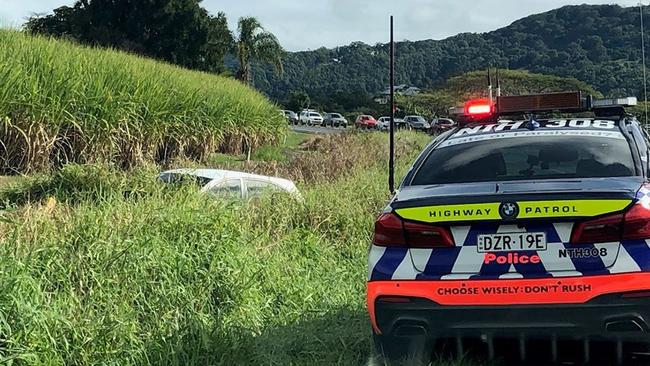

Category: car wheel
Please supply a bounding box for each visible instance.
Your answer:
[373,332,431,366]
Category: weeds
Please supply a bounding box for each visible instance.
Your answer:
[0,132,439,365]
[0,30,286,173]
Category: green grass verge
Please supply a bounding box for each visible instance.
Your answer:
[0,29,286,173]
[0,132,473,365]
[0,176,20,189]
[205,131,312,166]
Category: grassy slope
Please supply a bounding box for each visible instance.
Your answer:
[0,132,435,366]
[0,30,286,173]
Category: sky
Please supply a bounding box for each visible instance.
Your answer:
[0,0,645,51]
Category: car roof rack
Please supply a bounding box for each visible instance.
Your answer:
[450,91,637,126]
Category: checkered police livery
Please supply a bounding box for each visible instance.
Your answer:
[368,93,650,364]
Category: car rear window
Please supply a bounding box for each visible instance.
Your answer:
[160,173,213,187]
[411,134,636,185]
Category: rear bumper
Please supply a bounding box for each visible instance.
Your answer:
[367,273,650,337]
[374,296,650,341]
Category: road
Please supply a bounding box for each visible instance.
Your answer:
[290,125,347,134]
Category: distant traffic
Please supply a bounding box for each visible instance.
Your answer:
[281,109,457,135]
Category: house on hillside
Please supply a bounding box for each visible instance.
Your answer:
[374,85,421,104]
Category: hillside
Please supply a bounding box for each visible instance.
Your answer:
[254,4,647,101]
[0,30,285,173]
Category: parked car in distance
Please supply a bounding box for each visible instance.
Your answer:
[299,110,324,126]
[159,169,301,200]
[404,115,431,131]
[282,110,299,125]
[377,116,408,131]
[323,113,348,128]
[355,115,377,129]
[430,118,456,134]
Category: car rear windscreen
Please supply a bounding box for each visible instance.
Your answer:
[411,133,636,185]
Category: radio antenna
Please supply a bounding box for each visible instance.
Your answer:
[389,16,396,194]
[487,68,493,102]
[641,2,649,129]
[496,68,502,97]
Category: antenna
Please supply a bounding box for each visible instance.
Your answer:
[389,16,396,194]
[487,68,493,102]
[641,2,649,130]
[496,68,502,97]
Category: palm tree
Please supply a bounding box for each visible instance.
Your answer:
[235,17,284,85]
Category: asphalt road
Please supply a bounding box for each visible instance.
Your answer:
[290,124,348,134]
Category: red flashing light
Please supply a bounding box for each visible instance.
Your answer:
[464,99,494,117]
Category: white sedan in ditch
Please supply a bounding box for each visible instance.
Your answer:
[159,169,301,200]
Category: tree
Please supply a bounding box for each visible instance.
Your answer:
[251,4,650,101]
[286,91,311,111]
[235,17,283,85]
[202,12,234,74]
[25,0,232,73]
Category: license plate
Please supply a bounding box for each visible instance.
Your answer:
[477,232,547,253]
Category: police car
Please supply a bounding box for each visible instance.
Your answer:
[368,92,650,364]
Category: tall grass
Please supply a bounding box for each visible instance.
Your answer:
[0,29,286,173]
[0,132,434,365]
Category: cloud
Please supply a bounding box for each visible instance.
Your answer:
[0,0,644,50]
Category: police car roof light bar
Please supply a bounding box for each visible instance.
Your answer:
[455,92,638,126]
[464,99,494,116]
[497,91,583,114]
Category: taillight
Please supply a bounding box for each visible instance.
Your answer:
[571,203,650,244]
[570,213,623,244]
[622,204,650,240]
[373,213,405,246]
[373,213,454,248]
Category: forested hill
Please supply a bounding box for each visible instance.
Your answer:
[254,4,647,101]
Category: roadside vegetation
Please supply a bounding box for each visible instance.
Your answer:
[0,29,285,174]
[0,131,434,366]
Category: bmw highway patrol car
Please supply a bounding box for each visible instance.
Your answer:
[368,92,650,364]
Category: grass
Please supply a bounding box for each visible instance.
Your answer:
[0,176,19,189]
[203,131,311,165]
[284,131,312,149]
[0,131,442,366]
[0,29,286,173]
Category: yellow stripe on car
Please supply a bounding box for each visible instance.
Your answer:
[395,199,632,223]
[396,202,501,223]
[517,199,631,219]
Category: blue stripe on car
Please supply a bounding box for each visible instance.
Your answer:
[416,247,463,280]
[561,243,610,275]
[371,247,408,280]
[622,240,650,271]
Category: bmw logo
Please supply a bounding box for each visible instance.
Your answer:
[499,202,519,220]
